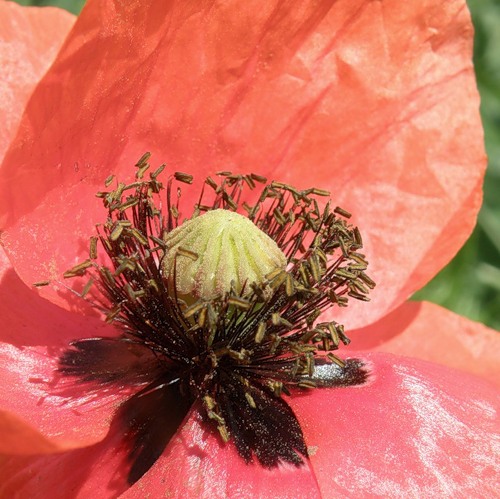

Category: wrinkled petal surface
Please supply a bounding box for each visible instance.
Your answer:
[121,408,322,499]
[0,2,493,496]
[348,301,500,387]
[0,0,485,328]
[0,247,122,453]
[1,353,497,498]
[0,412,59,455]
[0,405,322,499]
[0,1,74,161]
[292,352,500,498]
[0,426,130,498]
[0,343,123,454]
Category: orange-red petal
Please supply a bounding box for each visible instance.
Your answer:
[0,427,130,497]
[0,2,74,161]
[0,405,322,498]
[292,352,500,497]
[0,0,485,327]
[0,341,124,453]
[1,353,498,497]
[0,248,122,452]
[121,409,322,499]
[0,411,59,455]
[348,301,500,387]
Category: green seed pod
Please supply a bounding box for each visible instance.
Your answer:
[163,209,287,300]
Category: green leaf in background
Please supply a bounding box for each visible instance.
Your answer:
[12,0,85,15]
[9,0,500,330]
[414,0,500,331]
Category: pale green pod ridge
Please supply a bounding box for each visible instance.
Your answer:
[163,209,287,300]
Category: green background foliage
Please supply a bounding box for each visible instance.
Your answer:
[11,0,500,329]
[13,0,85,13]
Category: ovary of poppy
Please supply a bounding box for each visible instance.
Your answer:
[0,0,498,498]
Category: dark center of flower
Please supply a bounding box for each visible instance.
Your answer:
[57,153,375,485]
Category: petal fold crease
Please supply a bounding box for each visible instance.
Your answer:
[0,0,485,327]
[348,301,500,387]
[0,1,74,161]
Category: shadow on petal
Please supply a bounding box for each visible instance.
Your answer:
[348,301,500,386]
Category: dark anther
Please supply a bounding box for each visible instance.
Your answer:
[57,155,374,483]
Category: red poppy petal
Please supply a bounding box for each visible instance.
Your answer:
[0,247,109,347]
[347,301,500,387]
[0,248,123,452]
[291,352,500,497]
[0,343,124,453]
[2,354,497,497]
[0,427,130,498]
[0,411,59,455]
[0,407,322,499]
[121,410,322,499]
[0,2,74,161]
[0,0,484,328]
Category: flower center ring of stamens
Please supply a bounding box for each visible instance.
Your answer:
[57,153,375,484]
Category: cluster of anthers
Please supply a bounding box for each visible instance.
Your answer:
[55,153,375,484]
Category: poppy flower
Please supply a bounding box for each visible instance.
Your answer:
[0,0,499,498]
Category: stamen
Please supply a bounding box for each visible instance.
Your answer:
[33,280,50,287]
[57,154,374,483]
[63,259,93,278]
